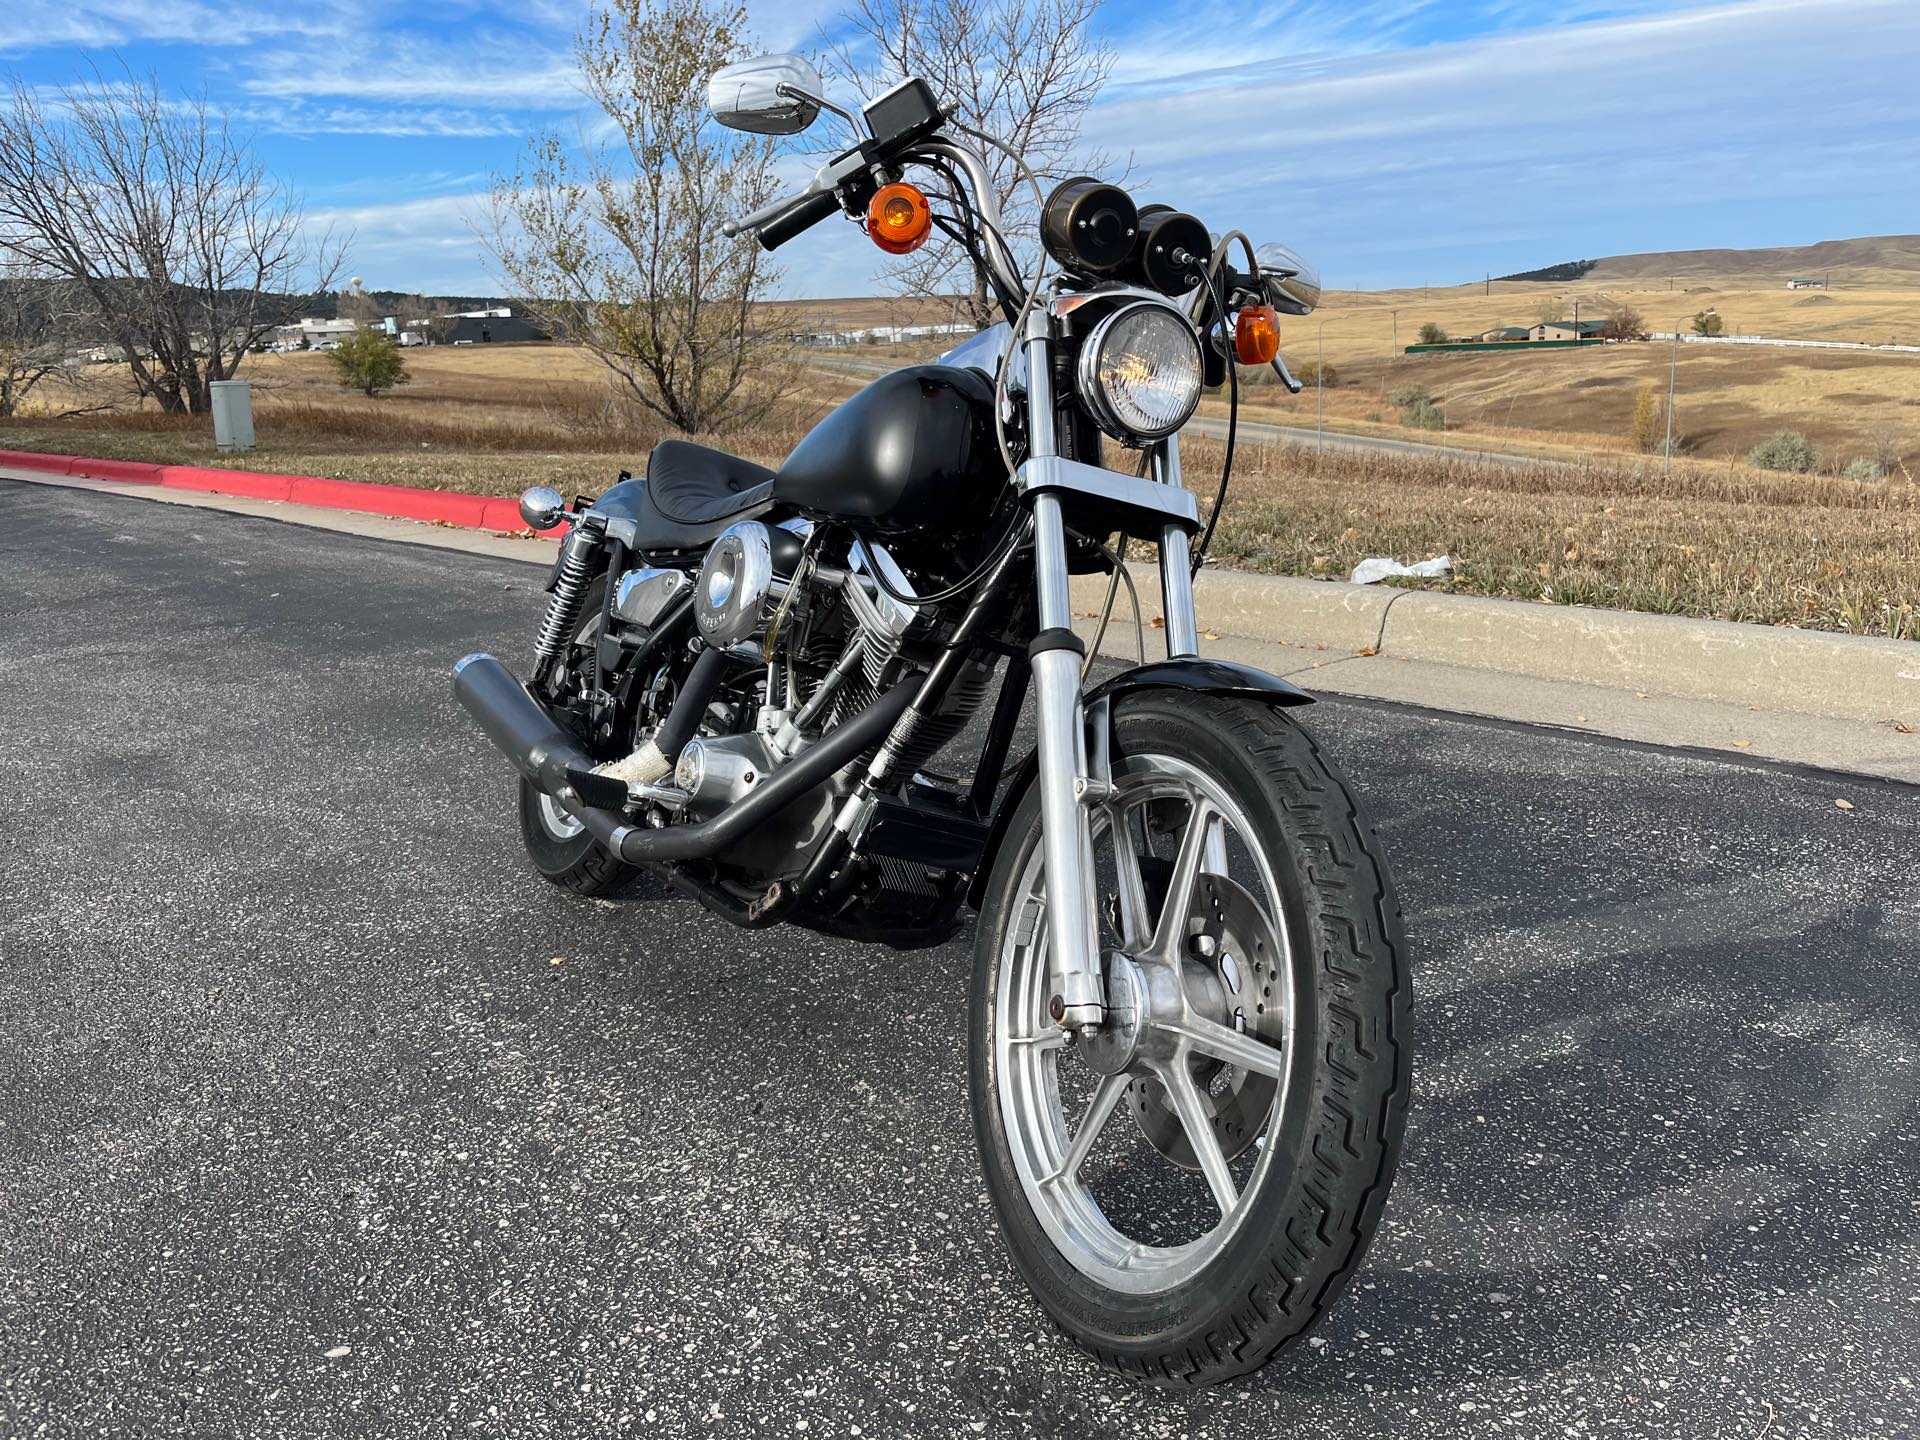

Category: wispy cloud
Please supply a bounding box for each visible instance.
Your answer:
[0,0,361,55]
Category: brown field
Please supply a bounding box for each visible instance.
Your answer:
[3,320,1916,638]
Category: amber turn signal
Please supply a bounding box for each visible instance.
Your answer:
[867,182,932,255]
[1234,304,1281,366]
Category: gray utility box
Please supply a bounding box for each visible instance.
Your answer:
[210,380,255,453]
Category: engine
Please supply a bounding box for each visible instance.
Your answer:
[655,521,995,821]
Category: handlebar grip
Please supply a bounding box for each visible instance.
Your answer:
[756,189,841,251]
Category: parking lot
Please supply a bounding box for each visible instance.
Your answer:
[2,480,1916,1438]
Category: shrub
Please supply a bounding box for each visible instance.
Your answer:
[1867,420,1906,473]
[1601,306,1647,341]
[1416,322,1447,345]
[1388,383,1431,409]
[1534,297,1567,324]
[1843,457,1882,482]
[1691,310,1724,336]
[1401,398,1445,430]
[1748,430,1818,473]
[1629,381,1664,453]
[327,328,410,397]
[1365,411,1382,423]
[1296,359,1339,388]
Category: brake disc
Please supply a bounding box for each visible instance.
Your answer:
[1126,872,1287,1169]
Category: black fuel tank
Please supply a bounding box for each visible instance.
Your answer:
[773,364,1003,534]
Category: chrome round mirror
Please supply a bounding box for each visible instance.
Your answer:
[517,485,567,531]
[1256,243,1321,316]
[707,54,823,135]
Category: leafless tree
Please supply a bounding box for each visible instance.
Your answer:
[1601,306,1647,341]
[0,68,344,414]
[0,267,71,417]
[827,0,1116,326]
[484,0,792,434]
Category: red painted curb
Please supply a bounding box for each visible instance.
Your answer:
[0,447,563,538]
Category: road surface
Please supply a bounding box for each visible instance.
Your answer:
[2,482,1915,1438]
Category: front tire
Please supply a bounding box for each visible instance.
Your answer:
[968,691,1411,1386]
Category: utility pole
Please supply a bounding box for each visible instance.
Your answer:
[1664,315,1683,479]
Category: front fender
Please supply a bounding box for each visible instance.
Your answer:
[965,658,1314,909]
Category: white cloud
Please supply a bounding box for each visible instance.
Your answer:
[0,0,360,54]
[1068,0,1920,289]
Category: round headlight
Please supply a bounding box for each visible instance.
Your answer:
[1077,301,1204,442]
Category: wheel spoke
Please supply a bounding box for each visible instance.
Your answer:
[1107,806,1154,950]
[1163,1012,1287,1079]
[1202,812,1229,876]
[1149,795,1216,956]
[1158,1061,1239,1217]
[1044,1071,1131,1187]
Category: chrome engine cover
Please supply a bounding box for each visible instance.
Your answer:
[693,521,774,648]
[612,566,692,629]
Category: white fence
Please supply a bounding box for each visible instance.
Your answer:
[1649,332,1920,355]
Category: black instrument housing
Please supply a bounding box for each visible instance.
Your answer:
[773,364,1003,535]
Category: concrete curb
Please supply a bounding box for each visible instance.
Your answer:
[0,448,561,538]
[1072,565,1920,726]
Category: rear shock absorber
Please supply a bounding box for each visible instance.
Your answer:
[533,521,603,679]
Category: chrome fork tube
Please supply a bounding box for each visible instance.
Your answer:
[1153,437,1201,659]
[1024,314,1105,1030]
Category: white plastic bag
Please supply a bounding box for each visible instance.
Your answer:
[1350,555,1452,586]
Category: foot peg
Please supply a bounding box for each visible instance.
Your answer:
[561,766,630,812]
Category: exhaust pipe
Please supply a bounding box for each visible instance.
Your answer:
[452,651,916,867]
[452,653,627,811]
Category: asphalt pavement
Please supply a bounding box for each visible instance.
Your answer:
[3,480,1917,1439]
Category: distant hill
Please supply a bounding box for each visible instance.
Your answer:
[1500,235,1920,286]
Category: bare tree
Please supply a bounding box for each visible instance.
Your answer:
[484,0,791,434]
[828,0,1116,326]
[0,266,72,417]
[1601,306,1647,341]
[0,68,344,414]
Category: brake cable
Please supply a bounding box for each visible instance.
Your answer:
[1190,259,1239,578]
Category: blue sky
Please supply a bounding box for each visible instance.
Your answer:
[1,0,1913,298]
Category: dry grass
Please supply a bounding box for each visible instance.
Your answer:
[1186,433,1920,639]
[4,340,1916,637]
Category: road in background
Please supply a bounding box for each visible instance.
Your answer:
[3,483,1915,1438]
[805,352,1550,468]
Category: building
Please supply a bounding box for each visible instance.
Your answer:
[1476,326,1532,343]
[1528,319,1610,342]
[267,317,359,350]
[439,313,547,344]
[1786,277,1826,290]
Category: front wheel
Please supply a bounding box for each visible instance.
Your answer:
[969,691,1411,1386]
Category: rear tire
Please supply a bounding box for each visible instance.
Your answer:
[517,777,640,895]
[968,691,1411,1386]
[515,572,642,897]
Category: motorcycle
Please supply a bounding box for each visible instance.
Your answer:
[453,54,1410,1387]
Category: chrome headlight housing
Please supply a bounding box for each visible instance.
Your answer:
[1076,300,1204,443]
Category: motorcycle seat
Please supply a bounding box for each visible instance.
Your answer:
[622,439,777,554]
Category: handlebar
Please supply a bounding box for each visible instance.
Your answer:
[721,182,835,244]
[756,189,840,250]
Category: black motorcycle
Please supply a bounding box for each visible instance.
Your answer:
[454,54,1409,1386]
